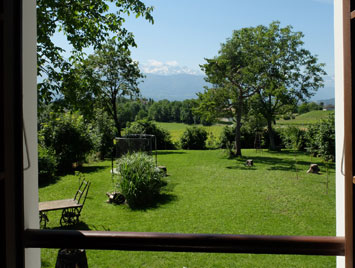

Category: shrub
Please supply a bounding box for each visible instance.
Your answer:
[117,152,166,208]
[180,126,207,150]
[38,144,57,184]
[126,119,175,149]
[219,125,260,150]
[39,111,94,172]
[92,109,116,159]
[306,114,335,161]
[280,126,306,151]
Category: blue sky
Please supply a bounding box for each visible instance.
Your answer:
[121,0,334,78]
[51,0,334,99]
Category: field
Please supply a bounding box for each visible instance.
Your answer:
[276,110,334,128]
[155,122,225,143]
[154,110,334,145]
[40,149,335,267]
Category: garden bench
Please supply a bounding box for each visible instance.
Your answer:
[39,179,91,228]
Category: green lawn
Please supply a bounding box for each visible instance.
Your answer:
[40,149,335,267]
[276,110,334,128]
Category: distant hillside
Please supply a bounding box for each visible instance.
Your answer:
[139,73,335,103]
[315,98,335,106]
[139,74,209,100]
[277,110,334,127]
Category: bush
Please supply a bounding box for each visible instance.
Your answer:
[117,152,166,208]
[92,109,116,159]
[306,114,335,160]
[180,126,207,150]
[39,111,94,172]
[280,126,307,151]
[126,119,175,149]
[38,144,57,184]
[219,125,261,150]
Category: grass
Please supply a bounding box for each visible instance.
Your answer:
[276,110,334,128]
[155,122,224,143]
[40,149,335,267]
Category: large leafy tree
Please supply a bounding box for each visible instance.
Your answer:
[62,39,144,136]
[199,27,261,156]
[249,22,326,150]
[198,21,326,155]
[37,0,153,103]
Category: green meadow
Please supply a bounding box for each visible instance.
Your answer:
[40,149,335,267]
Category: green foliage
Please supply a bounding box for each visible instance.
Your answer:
[92,108,116,159]
[38,145,57,184]
[39,111,94,172]
[61,39,144,136]
[117,152,165,208]
[37,0,154,103]
[280,126,307,151]
[298,102,323,114]
[180,126,208,150]
[306,114,335,161]
[126,119,175,149]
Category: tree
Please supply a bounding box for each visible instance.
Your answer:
[37,0,153,103]
[248,22,326,150]
[198,21,326,154]
[199,27,262,156]
[62,39,144,136]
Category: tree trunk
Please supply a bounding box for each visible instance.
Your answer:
[267,119,276,151]
[112,98,121,137]
[235,112,242,156]
[234,93,243,157]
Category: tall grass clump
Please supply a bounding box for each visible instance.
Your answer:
[117,152,166,208]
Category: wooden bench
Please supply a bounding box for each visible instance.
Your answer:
[39,179,91,228]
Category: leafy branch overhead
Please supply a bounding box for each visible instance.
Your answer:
[37,0,154,102]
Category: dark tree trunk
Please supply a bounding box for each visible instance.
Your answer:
[234,93,243,157]
[112,98,121,137]
[267,119,276,151]
[235,112,242,156]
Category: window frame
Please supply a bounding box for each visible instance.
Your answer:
[2,0,354,267]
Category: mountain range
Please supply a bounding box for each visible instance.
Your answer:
[139,73,335,104]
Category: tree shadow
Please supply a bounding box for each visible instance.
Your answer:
[226,153,333,172]
[226,166,257,170]
[75,165,106,174]
[129,193,178,211]
[157,151,186,155]
[39,176,60,188]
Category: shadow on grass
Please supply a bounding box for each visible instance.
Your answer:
[226,153,335,172]
[75,165,106,174]
[157,151,186,155]
[50,221,91,231]
[129,193,178,211]
[39,176,60,188]
[226,166,257,170]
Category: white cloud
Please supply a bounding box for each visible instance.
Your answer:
[140,60,203,75]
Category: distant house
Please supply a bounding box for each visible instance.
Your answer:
[323,104,335,111]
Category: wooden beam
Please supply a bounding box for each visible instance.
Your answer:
[343,0,353,267]
[24,229,345,256]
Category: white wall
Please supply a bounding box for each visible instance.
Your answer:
[334,0,345,267]
[23,0,40,266]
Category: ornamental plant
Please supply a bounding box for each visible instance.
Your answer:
[117,152,166,208]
